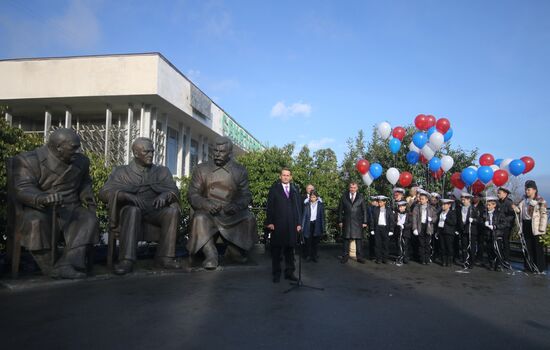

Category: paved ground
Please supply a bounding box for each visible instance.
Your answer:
[1,245,549,350]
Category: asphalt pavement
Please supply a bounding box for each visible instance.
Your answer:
[1,245,549,350]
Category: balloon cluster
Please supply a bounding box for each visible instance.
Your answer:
[356,158,413,188]
[376,121,405,155]
[452,154,535,195]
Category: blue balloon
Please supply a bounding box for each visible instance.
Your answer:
[494,158,503,167]
[477,166,494,184]
[461,168,478,186]
[406,151,420,165]
[388,137,401,154]
[412,132,428,149]
[429,157,441,172]
[369,163,383,179]
[444,128,453,142]
[427,126,436,138]
[509,159,526,176]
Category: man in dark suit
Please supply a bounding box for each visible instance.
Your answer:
[12,128,99,279]
[266,168,302,283]
[337,182,368,264]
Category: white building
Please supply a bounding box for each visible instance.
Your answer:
[0,53,264,177]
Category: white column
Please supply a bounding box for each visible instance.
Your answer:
[126,105,134,163]
[151,107,158,162]
[65,108,72,128]
[177,122,184,177]
[44,110,52,142]
[140,104,151,138]
[139,105,145,137]
[161,113,168,166]
[184,126,192,177]
[105,106,112,165]
[197,135,204,164]
[4,111,12,125]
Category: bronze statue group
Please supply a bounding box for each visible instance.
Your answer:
[8,128,548,282]
[9,129,257,279]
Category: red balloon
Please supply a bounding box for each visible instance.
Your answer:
[479,153,494,166]
[399,171,413,187]
[431,168,444,179]
[451,172,465,189]
[472,180,485,195]
[436,118,451,134]
[420,154,429,164]
[426,115,436,129]
[392,126,406,141]
[520,156,535,174]
[415,114,429,131]
[492,169,509,187]
[356,159,370,175]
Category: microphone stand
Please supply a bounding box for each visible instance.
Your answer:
[284,230,324,294]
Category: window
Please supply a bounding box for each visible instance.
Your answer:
[166,127,178,175]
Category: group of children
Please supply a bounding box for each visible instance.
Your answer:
[366,184,532,271]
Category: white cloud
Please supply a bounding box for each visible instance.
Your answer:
[270,101,312,120]
[307,137,335,150]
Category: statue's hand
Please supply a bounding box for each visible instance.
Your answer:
[223,204,238,216]
[153,193,171,209]
[37,193,63,207]
[204,200,222,215]
[124,193,146,210]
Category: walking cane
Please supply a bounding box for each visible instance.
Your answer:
[51,203,57,266]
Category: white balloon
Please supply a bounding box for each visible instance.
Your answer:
[429,132,445,150]
[500,158,513,171]
[421,145,435,160]
[409,142,420,153]
[377,122,392,140]
[386,167,400,186]
[441,155,454,172]
[362,172,374,186]
[490,165,499,172]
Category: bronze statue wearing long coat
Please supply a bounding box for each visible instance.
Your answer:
[12,145,99,271]
[187,158,258,254]
[99,161,180,263]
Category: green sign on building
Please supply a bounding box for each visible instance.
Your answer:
[222,113,264,152]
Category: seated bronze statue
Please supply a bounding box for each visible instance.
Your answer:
[11,128,99,279]
[187,136,258,270]
[99,137,182,275]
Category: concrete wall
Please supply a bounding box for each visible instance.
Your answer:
[0,55,158,99]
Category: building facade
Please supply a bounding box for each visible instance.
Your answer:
[0,53,264,177]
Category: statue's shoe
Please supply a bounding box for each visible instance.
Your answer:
[113,260,134,275]
[155,257,182,270]
[203,258,218,270]
[50,265,87,280]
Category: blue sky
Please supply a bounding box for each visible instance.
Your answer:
[1,0,549,196]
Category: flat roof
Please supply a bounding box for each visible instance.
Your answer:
[0,52,263,148]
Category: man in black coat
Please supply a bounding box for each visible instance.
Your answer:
[337,182,368,264]
[370,196,394,264]
[266,168,302,283]
[496,187,515,262]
